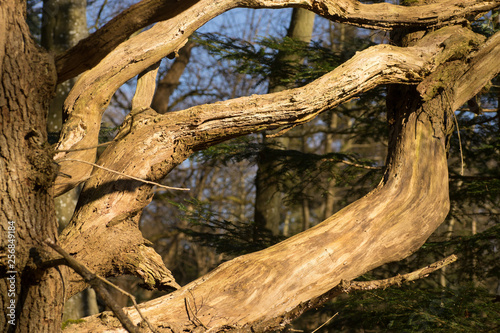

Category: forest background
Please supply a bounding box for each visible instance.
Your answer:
[26,0,500,331]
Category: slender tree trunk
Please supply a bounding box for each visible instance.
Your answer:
[0,1,61,332]
[152,41,195,114]
[254,8,315,236]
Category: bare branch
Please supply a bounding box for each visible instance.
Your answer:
[97,276,159,333]
[60,26,482,333]
[341,254,458,292]
[44,239,140,333]
[56,0,500,82]
[54,25,478,196]
[131,61,161,112]
[451,30,500,110]
[55,0,200,83]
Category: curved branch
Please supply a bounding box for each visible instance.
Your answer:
[451,30,500,109]
[247,0,500,29]
[63,73,452,333]
[52,25,481,197]
[55,0,200,83]
[57,24,483,306]
[55,0,500,83]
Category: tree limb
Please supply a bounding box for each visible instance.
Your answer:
[62,87,453,332]
[56,0,500,82]
[233,254,459,332]
[53,25,480,197]
[59,26,492,333]
[55,0,200,83]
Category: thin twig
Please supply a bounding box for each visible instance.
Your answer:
[341,254,458,293]
[58,158,190,191]
[55,140,114,153]
[338,159,383,170]
[444,90,464,176]
[311,313,339,333]
[184,297,208,329]
[321,158,384,170]
[96,276,158,333]
[44,239,141,333]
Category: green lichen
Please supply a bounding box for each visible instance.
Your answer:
[61,318,85,330]
[400,0,421,5]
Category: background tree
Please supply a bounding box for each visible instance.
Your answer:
[38,0,101,321]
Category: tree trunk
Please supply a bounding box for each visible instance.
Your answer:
[0,1,61,332]
[57,17,491,299]
[254,8,316,236]
[152,41,195,114]
[1,1,499,332]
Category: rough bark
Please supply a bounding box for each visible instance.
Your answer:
[0,1,61,332]
[41,0,100,322]
[63,22,499,330]
[51,20,483,196]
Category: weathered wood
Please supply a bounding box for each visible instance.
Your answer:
[57,26,474,296]
[63,68,450,332]
[51,25,476,196]
[1,1,498,332]
[60,25,500,332]
[51,1,499,196]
